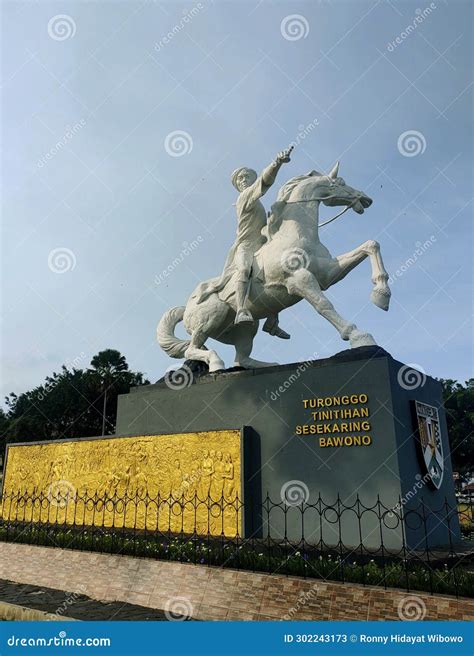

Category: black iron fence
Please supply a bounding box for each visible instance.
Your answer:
[0,487,472,597]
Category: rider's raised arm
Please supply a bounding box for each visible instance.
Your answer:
[261,146,293,190]
[238,146,294,208]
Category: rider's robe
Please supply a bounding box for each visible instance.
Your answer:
[194,174,271,304]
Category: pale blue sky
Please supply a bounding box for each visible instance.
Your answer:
[1,0,472,399]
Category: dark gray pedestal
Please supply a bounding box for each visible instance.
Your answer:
[116,347,460,550]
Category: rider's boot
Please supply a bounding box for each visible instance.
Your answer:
[263,315,291,340]
[234,280,254,324]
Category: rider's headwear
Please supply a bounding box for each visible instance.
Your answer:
[231,167,248,189]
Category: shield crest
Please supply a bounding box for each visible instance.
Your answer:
[412,401,444,489]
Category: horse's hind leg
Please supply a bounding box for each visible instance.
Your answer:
[184,330,225,373]
[323,240,391,311]
[183,294,230,372]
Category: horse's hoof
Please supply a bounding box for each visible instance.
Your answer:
[350,331,377,348]
[371,287,391,311]
[209,353,226,372]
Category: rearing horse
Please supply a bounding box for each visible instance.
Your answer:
[157,162,391,372]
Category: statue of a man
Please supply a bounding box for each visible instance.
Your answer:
[196,146,293,340]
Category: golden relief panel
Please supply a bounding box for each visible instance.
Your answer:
[1,430,242,538]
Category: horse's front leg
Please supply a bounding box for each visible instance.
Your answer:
[323,240,391,311]
[286,269,377,348]
[232,322,279,368]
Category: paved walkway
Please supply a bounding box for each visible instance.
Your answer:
[0,542,472,621]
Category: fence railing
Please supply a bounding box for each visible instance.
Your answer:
[0,487,472,597]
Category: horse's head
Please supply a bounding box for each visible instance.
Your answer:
[277,162,373,215]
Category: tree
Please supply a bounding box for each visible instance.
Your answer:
[0,408,10,467]
[1,350,148,458]
[90,349,128,378]
[439,378,474,481]
[89,349,131,435]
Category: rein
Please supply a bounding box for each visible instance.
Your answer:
[318,201,355,228]
[283,197,357,228]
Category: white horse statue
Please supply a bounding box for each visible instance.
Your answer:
[157,163,391,372]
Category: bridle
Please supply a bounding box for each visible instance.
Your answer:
[284,196,358,228]
[318,200,357,228]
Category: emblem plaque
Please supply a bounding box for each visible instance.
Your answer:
[412,401,444,489]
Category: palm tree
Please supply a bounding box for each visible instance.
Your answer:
[89,350,129,435]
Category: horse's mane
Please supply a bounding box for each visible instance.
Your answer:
[267,171,322,238]
[276,170,322,202]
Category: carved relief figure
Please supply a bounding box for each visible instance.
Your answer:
[181,473,191,499]
[129,470,147,497]
[223,453,235,501]
[105,468,122,497]
[200,449,214,500]
[171,459,183,498]
[211,451,225,500]
[187,469,199,499]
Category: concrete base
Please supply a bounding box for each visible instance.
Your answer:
[116,347,460,549]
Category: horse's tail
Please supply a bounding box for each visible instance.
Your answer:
[157,306,190,358]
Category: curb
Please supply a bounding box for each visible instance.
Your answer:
[0,600,77,622]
